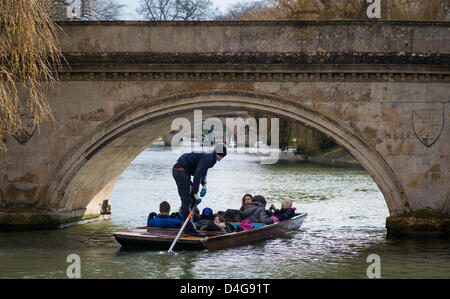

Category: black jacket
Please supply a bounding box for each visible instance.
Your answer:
[273,208,295,221]
[177,151,217,195]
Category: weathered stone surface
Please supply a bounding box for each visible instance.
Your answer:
[386,210,450,236]
[0,204,102,230]
[0,21,448,234]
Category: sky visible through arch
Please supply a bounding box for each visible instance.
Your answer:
[117,0,258,20]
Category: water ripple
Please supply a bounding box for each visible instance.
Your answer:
[1,147,449,278]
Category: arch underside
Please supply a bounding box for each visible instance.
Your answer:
[43,90,408,218]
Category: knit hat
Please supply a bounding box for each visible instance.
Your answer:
[201,207,214,218]
[214,143,227,157]
[253,195,266,206]
[281,200,293,210]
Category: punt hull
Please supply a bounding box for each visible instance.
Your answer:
[113,213,307,251]
[204,213,307,250]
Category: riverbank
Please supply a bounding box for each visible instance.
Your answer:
[308,147,363,170]
[278,147,364,170]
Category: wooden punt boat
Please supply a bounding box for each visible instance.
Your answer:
[113,213,307,251]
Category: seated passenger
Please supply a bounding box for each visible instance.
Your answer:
[178,206,200,223]
[193,206,201,223]
[223,208,243,223]
[242,195,274,225]
[195,207,214,229]
[147,201,183,228]
[270,200,296,221]
[213,214,234,233]
[200,214,233,233]
[239,193,253,212]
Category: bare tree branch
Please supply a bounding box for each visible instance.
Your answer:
[137,0,213,21]
[217,0,449,21]
[80,0,125,20]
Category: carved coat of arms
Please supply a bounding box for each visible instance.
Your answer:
[412,108,444,147]
[12,114,37,144]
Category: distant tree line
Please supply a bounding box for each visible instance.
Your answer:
[251,112,335,157]
[48,0,450,21]
[50,0,449,21]
[137,0,213,21]
[215,0,449,21]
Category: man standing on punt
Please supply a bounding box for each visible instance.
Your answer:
[172,143,227,236]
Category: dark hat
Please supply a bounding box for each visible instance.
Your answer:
[253,195,266,206]
[214,143,227,157]
[202,207,213,217]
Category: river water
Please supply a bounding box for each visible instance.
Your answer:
[1,144,449,279]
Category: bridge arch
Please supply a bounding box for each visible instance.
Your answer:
[44,90,408,218]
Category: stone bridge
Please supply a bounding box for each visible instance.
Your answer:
[1,21,449,233]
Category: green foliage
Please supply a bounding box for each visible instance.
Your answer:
[250,112,335,157]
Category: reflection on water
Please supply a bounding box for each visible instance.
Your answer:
[1,144,449,278]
